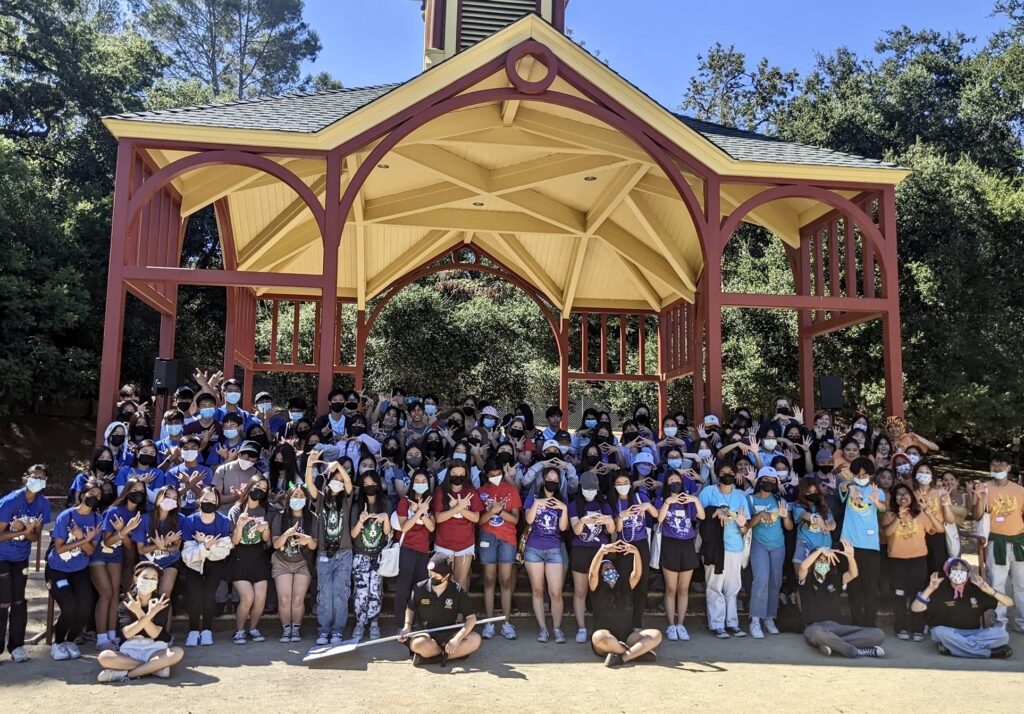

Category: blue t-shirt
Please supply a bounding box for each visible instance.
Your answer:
[180,511,233,542]
[524,493,563,550]
[214,406,260,431]
[568,499,612,547]
[614,491,652,543]
[46,508,101,573]
[114,466,166,496]
[792,504,832,550]
[93,505,139,564]
[840,483,886,551]
[0,488,51,562]
[132,513,182,568]
[698,486,752,553]
[164,463,213,514]
[750,494,786,549]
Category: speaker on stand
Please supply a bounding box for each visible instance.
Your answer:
[818,375,844,427]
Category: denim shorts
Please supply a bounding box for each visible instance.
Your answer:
[524,545,564,564]
[478,531,517,565]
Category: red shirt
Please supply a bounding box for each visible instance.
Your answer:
[478,482,522,545]
[432,487,484,551]
[396,496,433,554]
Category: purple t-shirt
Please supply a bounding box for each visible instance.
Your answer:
[659,500,698,540]
[524,494,563,550]
[568,500,612,547]
[614,491,651,543]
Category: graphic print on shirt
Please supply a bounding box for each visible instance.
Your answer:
[753,504,779,525]
[282,520,305,558]
[240,518,263,545]
[324,505,344,546]
[621,506,644,541]
[579,509,605,544]
[480,492,505,527]
[534,507,559,538]
[358,518,383,551]
[991,493,1018,519]
[893,515,919,541]
[665,507,692,536]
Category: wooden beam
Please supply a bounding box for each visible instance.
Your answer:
[402,105,503,144]
[501,54,534,127]
[364,183,476,223]
[347,155,367,309]
[624,193,699,292]
[562,235,590,318]
[485,232,563,310]
[799,311,880,338]
[432,126,596,154]
[616,255,662,311]
[243,220,321,273]
[585,164,648,234]
[179,157,323,216]
[514,106,653,164]
[498,189,586,234]
[382,207,572,235]
[236,175,327,268]
[366,229,462,297]
[392,144,491,194]
[720,293,889,312]
[596,221,694,300]
[489,154,627,194]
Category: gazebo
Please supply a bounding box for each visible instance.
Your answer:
[97,3,909,436]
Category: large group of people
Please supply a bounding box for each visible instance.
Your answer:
[0,374,1020,680]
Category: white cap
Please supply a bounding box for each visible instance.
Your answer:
[757,466,779,480]
[481,406,499,418]
[704,414,720,426]
[634,451,655,465]
[542,439,560,452]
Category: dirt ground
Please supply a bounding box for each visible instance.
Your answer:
[1,578,1021,713]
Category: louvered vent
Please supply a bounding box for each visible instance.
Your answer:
[459,0,538,50]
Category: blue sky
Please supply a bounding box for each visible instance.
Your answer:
[302,0,1004,108]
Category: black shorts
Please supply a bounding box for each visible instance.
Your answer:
[659,537,700,572]
[570,545,601,575]
[889,555,928,596]
[229,546,271,583]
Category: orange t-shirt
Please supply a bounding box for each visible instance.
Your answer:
[986,481,1024,536]
[887,512,932,559]
[916,488,942,519]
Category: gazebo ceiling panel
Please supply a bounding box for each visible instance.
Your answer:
[364,225,436,278]
[513,233,574,289]
[229,182,321,253]
[575,238,651,304]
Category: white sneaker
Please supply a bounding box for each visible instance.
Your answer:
[65,642,82,659]
[750,619,765,639]
[575,628,588,644]
[200,630,214,646]
[501,622,517,640]
[764,618,780,635]
[97,669,129,683]
[290,627,302,643]
[51,643,70,661]
[537,628,549,643]
[329,632,343,645]
[675,624,690,641]
[248,628,265,643]
[316,632,330,646]
[481,622,495,639]
[666,624,679,641]
[185,631,201,647]
[369,622,381,640]
[351,623,364,642]
[280,625,293,643]
[11,646,28,663]
[154,666,171,678]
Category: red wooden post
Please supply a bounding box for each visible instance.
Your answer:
[797,233,815,419]
[813,228,825,322]
[291,300,301,365]
[317,151,343,409]
[879,187,905,416]
[580,312,589,373]
[637,316,646,375]
[223,287,238,376]
[844,219,857,297]
[355,308,367,391]
[619,315,626,374]
[705,178,723,417]
[656,310,668,418]
[691,291,704,420]
[829,219,840,298]
[96,141,134,441]
[558,317,569,428]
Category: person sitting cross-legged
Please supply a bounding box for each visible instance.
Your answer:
[588,540,663,667]
[398,553,481,666]
[911,558,1014,659]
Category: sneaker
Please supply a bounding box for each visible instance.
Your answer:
[575,628,588,644]
[96,639,117,652]
[537,628,550,643]
[711,628,730,639]
[603,652,623,668]
[856,646,885,658]
[97,669,129,683]
[316,632,330,646]
[200,630,214,646]
[936,643,951,656]
[990,644,1013,659]
[726,626,746,638]
[233,629,247,645]
[51,643,70,661]
[154,667,170,678]
[764,619,780,635]
[369,622,381,640]
[280,625,293,643]
[11,646,28,663]
[675,624,690,641]
[248,628,265,643]
[411,652,424,666]
[501,622,517,640]
[330,632,343,645]
[666,625,679,641]
[290,627,302,643]
[185,631,201,648]
[640,649,658,662]
[911,632,924,642]
[65,642,81,659]
[897,630,910,641]
[351,623,364,642]
[481,622,495,640]
[749,620,764,639]
[819,644,833,656]
[554,629,566,644]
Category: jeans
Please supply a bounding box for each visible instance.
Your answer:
[846,548,881,627]
[524,546,563,564]
[316,550,353,635]
[352,554,383,626]
[478,532,517,565]
[804,620,885,658]
[393,547,430,622]
[705,549,743,630]
[749,541,785,620]
[45,565,95,644]
[930,625,1010,658]
[986,542,1024,631]
[186,559,225,631]
[0,560,29,653]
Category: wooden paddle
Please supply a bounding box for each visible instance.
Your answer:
[302,616,506,663]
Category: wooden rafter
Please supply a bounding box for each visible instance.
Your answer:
[366,229,461,297]
[236,175,327,269]
[561,235,590,319]
[483,232,563,310]
[624,193,698,292]
[501,54,534,127]
[615,255,661,311]
[513,106,653,165]
[585,164,648,234]
[596,220,695,300]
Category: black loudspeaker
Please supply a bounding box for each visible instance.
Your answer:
[819,375,844,411]
[153,358,180,396]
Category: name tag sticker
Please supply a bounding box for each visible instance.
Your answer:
[318,555,329,563]
[56,579,69,589]
[995,516,1006,523]
[479,539,490,548]
[866,529,876,536]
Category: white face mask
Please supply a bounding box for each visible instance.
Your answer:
[854,477,871,487]
[257,401,272,413]
[412,482,429,495]
[615,484,630,496]
[488,475,502,486]
[26,477,47,494]
[697,449,712,459]
[558,444,570,455]
[949,569,969,585]
[225,392,242,405]
[776,470,790,479]
[992,471,1008,481]
[223,428,239,440]
[159,498,177,512]
[663,426,678,438]
[181,449,199,462]
[582,489,598,502]
[762,439,777,451]
[853,422,868,432]
[896,463,911,474]
[327,479,344,494]
[915,472,932,485]
[289,498,306,511]
[136,578,158,595]
[907,453,921,465]
[237,458,255,471]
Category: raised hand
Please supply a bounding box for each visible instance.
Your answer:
[929,571,945,589]
[792,406,804,424]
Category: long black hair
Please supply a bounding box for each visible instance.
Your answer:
[355,470,388,514]
[268,443,299,491]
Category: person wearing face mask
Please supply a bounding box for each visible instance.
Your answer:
[792,478,836,578]
[477,459,521,641]
[271,396,308,439]
[522,467,570,644]
[180,487,233,647]
[433,462,483,591]
[304,455,354,646]
[252,391,281,436]
[133,484,182,598]
[213,440,263,512]
[632,405,656,440]
[569,472,616,643]
[630,451,662,502]
[399,553,481,666]
[588,541,662,666]
[156,409,186,463]
[265,443,299,504]
[611,473,659,633]
[315,389,357,442]
[207,412,246,468]
[47,479,103,660]
[911,558,1014,659]
[890,452,913,486]
[183,392,224,460]
[799,539,885,658]
[571,408,601,455]
[838,456,887,628]
[0,465,52,664]
[157,386,194,441]
[520,439,576,498]
[349,472,392,642]
[379,436,410,500]
[164,434,214,517]
[658,469,704,642]
[698,463,752,638]
[972,457,1024,632]
[335,413,381,466]
[215,378,259,431]
[910,461,956,574]
[393,469,436,632]
[228,475,273,644]
[745,467,793,639]
[114,439,165,503]
[68,446,119,510]
[477,404,500,436]
[657,416,690,455]
[92,478,145,652]
[271,484,316,643]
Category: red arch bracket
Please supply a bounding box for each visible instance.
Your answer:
[505,41,558,95]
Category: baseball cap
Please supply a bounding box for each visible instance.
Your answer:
[427,553,452,578]
[580,472,600,490]
[634,451,655,465]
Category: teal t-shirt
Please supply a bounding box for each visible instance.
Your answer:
[750,494,786,549]
[839,483,886,551]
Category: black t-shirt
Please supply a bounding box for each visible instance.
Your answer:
[409,579,474,630]
[799,569,845,626]
[118,596,171,642]
[924,582,997,630]
[591,566,634,640]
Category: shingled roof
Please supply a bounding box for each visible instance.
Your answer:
[107,82,896,170]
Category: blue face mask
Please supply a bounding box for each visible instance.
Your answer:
[601,567,619,587]
[223,428,239,440]
[288,498,306,511]
[452,452,467,461]
[666,458,683,470]
[584,418,597,429]
[636,464,653,477]
[482,417,497,429]
[289,411,304,422]
[166,424,183,437]
[424,404,437,416]
[199,407,216,420]
[225,392,242,405]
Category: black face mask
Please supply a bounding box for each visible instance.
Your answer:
[108,434,125,448]
[249,488,266,501]
[424,441,442,454]
[83,494,100,509]
[622,431,638,444]
[496,451,514,465]
[200,501,218,514]
[468,437,481,446]
[584,453,599,467]
[137,454,156,468]
[96,459,114,474]
[176,400,192,412]
[777,407,792,416]
[718,474,736,486]
[543,452,559,461]
[635,413,650,426]
[362,484,379,497]
[449,475,466,487]
[329,402,345,413]
[667,481,683,494]
[509,429,524,440]
[345,401,359,411]
[462,406,476,417]
[127,491,146,505]
[132,426,149,439]
[384,446,401,458]
[406,455,423,467]
[817,465,832,473]
[594,435,611,446]
[350,424,366,436]
[543,480,559,494]
[429,576,446,587]
[761,482,778,494]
